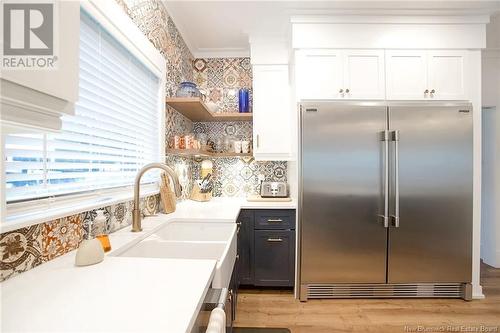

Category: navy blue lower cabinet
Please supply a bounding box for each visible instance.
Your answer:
[254,230,295,287]
[237,210,254,285]
[236,209,296,288]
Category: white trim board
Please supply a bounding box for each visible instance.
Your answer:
[291,15,491,25]
[292,23,486,49]
[81,0,165,77]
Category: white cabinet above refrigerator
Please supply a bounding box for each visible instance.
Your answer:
[295,49,385,100]
[386,50,468,100]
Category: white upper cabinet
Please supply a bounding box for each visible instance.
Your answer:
[343,50,385,99]
[296,49,385,100]
[386,50,428,100]
[252,65,292,160]
[386,50,467,100]
[0,2,80,131]
[296,50,343,99]
[427,51,467,100]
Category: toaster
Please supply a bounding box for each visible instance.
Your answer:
[260,182,288,198]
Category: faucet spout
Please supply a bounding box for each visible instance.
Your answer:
[132,163,182,232]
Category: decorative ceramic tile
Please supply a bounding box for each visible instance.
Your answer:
[193,57,252,114]
[223,68,239,88]
[144,194,160,216]
[165,154,193,199]
[42,214,83,261]
[81,207,112,239]
[193,71,208,88]
[239,58,251,71]
[207,67,224,89]
[193,121,253,142]
[108,202,131,233]
[193,58,207,72]
[208,88,223,104]
[192,158,287,198]
[0,224,43,282]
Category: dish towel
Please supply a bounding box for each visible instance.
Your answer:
[206,307,226,333]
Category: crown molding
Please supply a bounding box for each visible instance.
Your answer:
[291,14,491,25]
[192,48,250,59]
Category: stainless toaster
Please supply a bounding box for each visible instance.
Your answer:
[260,182,288,198]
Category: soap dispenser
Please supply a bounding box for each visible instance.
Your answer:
[75,212,105,267]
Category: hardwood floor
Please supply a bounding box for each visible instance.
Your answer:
[235,263,500,333]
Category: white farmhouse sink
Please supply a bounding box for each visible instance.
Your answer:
[154,222,236,242]
[114,222,237,288]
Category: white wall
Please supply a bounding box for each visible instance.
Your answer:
[481,13,500,268]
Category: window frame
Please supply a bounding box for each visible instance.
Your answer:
[1,0,166,230]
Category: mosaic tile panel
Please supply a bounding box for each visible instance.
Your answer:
[165,155,194,200]
[0,224,43,282]
[193,121,253,143]
[120,0,195,153]
[194,57,253,114]
[192,159,287,198]
[121,0,194,97]
[42,214,83,261]
[108,201,133,233]
[81,207,112,240]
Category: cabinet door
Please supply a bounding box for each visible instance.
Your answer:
[237,210,254,285]
[295,50,343,99]
[427,51,467,100]
[343,50,385,99]
[252,65,292,160]
[254,230,295,287]
[386,50,428,100]
[229,262,238,324]
[1,1,79,105]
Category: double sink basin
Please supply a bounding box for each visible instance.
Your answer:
[112,221,237,288]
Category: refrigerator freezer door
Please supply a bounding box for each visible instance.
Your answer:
[387,102,473,283]
[300,101,388,283]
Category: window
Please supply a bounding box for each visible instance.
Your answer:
[4,11,161,203]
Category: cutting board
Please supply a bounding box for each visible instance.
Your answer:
[246,195,292,202]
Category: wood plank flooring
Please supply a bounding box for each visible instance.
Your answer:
[235,263,500,333]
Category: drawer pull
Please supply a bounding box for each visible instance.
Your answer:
[267,238,283,242]
[267,218,283,223]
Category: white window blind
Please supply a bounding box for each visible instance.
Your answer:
[4,11,161,202]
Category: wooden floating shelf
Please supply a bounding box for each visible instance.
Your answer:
[166,97,253,122]
[166,149,253,158]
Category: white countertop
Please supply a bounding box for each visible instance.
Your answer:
[1,197,296,333]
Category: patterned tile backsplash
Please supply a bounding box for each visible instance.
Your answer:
[193,121,253,142]
[192,159,287,197]
[193,57,252,113]
[0,194,160,282]
[0,224,43,282]
[0,0,288,282]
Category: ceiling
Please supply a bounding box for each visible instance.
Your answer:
[163,1,500,58]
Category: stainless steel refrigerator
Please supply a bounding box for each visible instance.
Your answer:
[299,101,473,301]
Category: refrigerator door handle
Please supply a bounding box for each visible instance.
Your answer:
[391,130,400,228]
[379,130,390,228]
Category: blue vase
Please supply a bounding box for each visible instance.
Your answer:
[176,82,200,97]
[238,88,249,113]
